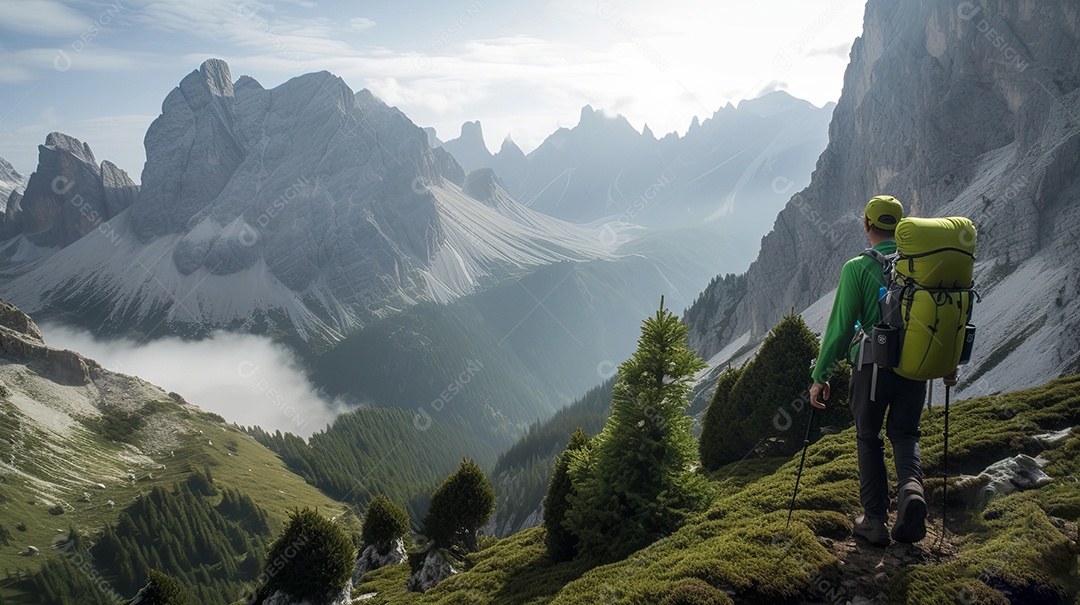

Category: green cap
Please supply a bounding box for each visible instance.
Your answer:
[865,195,903,230]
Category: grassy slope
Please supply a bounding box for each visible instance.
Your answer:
[0,368,352,602]
[355,374,1080,604]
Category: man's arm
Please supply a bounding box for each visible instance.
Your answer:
[811,261,861,384]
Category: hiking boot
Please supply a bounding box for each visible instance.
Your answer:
[853,514,889,546]
[892,480,927,543]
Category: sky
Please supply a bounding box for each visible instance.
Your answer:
[0,0,867,178]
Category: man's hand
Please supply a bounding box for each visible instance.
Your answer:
[943,370,958,387]
[810,382,830,409]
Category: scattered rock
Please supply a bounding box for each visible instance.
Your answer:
[94,482,106,489]
[47,505,64,515]
[977,454,1053,505]
[1034,427,1074,449]
[80,492,91,503]
[106,500,115,507]
[19,545,39,556]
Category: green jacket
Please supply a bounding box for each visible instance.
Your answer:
[810,240,895,383]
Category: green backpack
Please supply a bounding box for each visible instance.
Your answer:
[864,217,980,381]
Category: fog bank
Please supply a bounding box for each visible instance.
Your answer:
[40,323,351,438]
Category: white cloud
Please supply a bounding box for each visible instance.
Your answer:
[0,47,154,83]
[40,323,353,437]
[0,0,92,37]
[348,17,375,31]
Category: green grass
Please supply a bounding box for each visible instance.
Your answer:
[350,374,1080,604]
[0,385,353,603]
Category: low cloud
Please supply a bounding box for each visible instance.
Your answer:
[40,323,352,438]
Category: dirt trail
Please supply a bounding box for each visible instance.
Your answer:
[805,507,965,605]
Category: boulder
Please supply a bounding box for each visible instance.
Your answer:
[1034,427,1074,449]
[976,454,1053,505]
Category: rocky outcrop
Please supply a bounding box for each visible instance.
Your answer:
[689,0,1080,396]
[440,121,492,174]
[406,548,458,593]
[352,538,407,582]
[0,299,98,385]
[0,133,136,248]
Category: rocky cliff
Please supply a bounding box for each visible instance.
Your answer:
[0,299,100,386]
[0,134,136,246]
[687,0,1080,398]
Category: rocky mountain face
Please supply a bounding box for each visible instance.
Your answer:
[437,93,834,244]
[0,134,136,247]
[439,120,491,174]
[0,157,28,212]
[0,59,614,344]
[686,0,1080,398]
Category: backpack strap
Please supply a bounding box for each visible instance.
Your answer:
[861,248,895,275]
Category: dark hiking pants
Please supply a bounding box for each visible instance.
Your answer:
[850,362,927,520]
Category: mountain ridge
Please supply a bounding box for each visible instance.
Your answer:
[0,59,618,347]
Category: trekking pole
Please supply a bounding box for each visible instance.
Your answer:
[785,401,818,531]
[938,384,951,548]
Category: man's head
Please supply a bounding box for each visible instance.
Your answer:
[864,195,903,239]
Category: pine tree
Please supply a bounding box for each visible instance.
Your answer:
[262,508,354,604]
[542,427,590,561]
[564,298,711,562]
[129,569,191,605]
[698,365,746,471]
[361,494,410,553]
[699,312,852,467]
[421,459,495,554]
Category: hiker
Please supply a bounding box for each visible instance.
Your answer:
[807,196,955,546]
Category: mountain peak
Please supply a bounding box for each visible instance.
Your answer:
[199,58,233,96]
[355,88,387,111]
[463,168,509,206]
[737,90,810,117]
[460,120,484,141]
[498,135,523,156]
[44,132,96,165]
[442,120,493,172]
